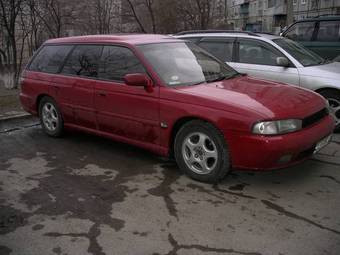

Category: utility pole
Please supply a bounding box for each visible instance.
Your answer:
[286,0,294,26]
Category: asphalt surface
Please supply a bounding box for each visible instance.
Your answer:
[0,117,340,255]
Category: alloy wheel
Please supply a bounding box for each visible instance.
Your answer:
[42,102,59,132]
[181,132,218,175]
[328,98,340,126]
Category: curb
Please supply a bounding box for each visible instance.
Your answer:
[0,112,32,122]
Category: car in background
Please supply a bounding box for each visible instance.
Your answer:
[174,30,340,130]
[281,16,340,61]
[20,34,334,183]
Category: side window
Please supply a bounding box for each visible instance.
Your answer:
[316,21,340,42]
[238,40,284,66]
[62,45,103,78]
[285,22,315,41]
[29,45,73,73]
[198,40,234,62]
[98,46,145,82]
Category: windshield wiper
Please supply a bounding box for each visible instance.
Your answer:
[190,80,206,86]
[206,76,227,83]
[206,72,240,83]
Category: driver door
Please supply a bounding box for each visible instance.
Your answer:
[94,45,160,145]
[231,38,300,86]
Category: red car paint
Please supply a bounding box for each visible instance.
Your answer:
[20,35,335,170]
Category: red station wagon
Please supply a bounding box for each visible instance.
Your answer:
[20,35,335,183]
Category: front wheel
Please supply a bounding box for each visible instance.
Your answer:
[319,90,340,132]
[174,120,231,183]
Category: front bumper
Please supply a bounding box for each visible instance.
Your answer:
[224,115,335,170]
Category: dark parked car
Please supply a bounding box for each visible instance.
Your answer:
[281,16,340,61]
[20,35,335,183]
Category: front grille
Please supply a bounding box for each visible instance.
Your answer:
[302,108,329,128]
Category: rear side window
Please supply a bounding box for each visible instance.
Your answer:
[316,21,340,42]
[98,46,145,82]
[29,45,73,73]
[62,45,103,78]
[198,40,234,62]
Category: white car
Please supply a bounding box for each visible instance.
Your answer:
[175,31,340,129]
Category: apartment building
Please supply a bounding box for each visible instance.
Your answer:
[226,0,340,33]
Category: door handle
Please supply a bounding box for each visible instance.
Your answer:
[97,91,107,97]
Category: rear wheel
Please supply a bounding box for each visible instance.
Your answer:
[174,120,231,183]
[319,90,340,132]
[39,97,64,137]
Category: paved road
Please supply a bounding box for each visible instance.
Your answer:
[1,118,340,255]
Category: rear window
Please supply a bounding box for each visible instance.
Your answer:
[29,45,73,73]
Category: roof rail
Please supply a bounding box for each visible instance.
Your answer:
[175,30,260,37]
[253,31,276,35]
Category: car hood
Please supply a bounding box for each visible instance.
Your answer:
[299,62,340,80]
[174,76,325,120]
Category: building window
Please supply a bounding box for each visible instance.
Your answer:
[258,0,263,8]
[293,0,297,5]
[268,0,275,8]
[301,0,306,4]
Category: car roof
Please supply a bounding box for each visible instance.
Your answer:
[45,34,183,45]
[292,15,340,22]
[176,32,281,41]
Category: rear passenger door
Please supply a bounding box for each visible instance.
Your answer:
[60,45,103,130]
[232,39,300,85]
[95,45,160,145]
[28,45,74,123]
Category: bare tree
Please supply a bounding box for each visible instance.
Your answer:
[0,0,24,88]
[144,0,156,33]
[81,0,122,34]
[125,0,147,32]
[35,0,75,38]
[25,0,45,54]
[155,0,179,33]
[178,0,215,30]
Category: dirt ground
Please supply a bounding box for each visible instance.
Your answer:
[0,117,340,255]
[0,86,22,115]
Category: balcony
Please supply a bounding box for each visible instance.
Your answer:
[274,4,287,15]
[240,3,249,15]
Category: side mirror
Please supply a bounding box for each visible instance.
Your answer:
[276,57,290,67]
[124,73,153,92]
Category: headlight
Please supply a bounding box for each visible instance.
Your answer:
[253,119,302,135]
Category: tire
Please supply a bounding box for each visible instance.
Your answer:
[319,90,340,132]
[174,120,231,183]
[39,96,64,137]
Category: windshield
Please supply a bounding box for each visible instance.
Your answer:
[138,42,239,86]
[273,38,325,67]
